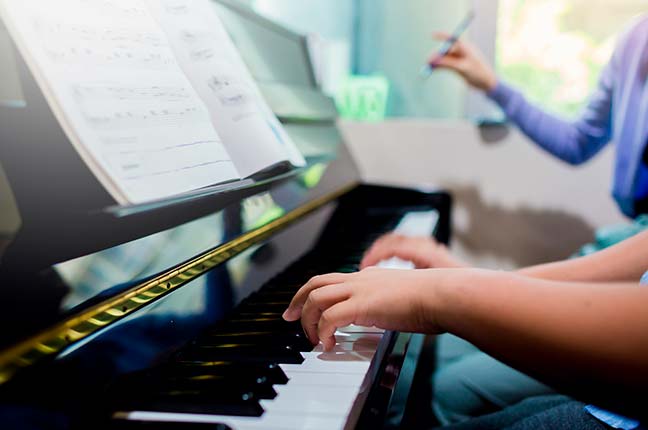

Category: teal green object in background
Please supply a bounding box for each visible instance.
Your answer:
[575,215,648,257]
[335,75,390,121]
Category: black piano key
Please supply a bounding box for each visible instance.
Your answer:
[121,368,278,400]
[181,344,305,364]
[197,332,312,352]
[115,393,263,417]
[108,420,232,430]
[168,361,289,385]
[233,303,291,314]
[214,319,304,334]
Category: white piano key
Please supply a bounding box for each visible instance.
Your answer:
[310,340,377,353]
[281,371,366,387]
[125,411,346,430]
[333,332,383,343]
[337,324,385,334]
[280,358,371,375]
[263,384,358,407]
[302,350,375,362]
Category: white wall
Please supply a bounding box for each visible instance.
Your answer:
[355,0,471,118]
[342,119,627,269]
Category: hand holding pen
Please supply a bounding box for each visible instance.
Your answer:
[421,12,498,93]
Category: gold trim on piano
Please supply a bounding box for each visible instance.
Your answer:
[0,182,357,385]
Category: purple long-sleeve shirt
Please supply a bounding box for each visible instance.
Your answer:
[487,16,648,218]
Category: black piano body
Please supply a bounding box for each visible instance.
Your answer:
[0,3,452,429]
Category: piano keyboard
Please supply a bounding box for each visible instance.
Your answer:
[112,210,439,430]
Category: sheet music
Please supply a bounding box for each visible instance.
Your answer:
[0,0,240,204]
[146,0,306,178]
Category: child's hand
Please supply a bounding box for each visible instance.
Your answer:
[282,268,446,351]
[360,234,467,270]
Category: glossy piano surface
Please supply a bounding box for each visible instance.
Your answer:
[0,175,451,429]
[0,2,452,427]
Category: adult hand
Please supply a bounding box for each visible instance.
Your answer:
[360,234,467,270]
[282,268,447,351]
[430,32,498,92]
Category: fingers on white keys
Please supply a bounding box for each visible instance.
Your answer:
[301,283,350,345]
[283,273,350,321]
[318,300,358,351]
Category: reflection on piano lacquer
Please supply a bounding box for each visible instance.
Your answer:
[111,210,438,430]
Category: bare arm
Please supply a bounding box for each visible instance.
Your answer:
[284,268,648,415]
[517,229,648,282]
[436,271,648,413]
[362,230,648,283]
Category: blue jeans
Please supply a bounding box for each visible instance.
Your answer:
[433,335,554,425]
[434,395,610,430]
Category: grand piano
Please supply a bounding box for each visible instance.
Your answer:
[0,1,451,429]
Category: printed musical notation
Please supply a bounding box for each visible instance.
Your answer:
[2,0,242,203]
[179,29,218,62]
[73,84,191,103]
[85,106,201,130]
[72,83,203,130]
[207,75,252,109]
[33,18,174,69]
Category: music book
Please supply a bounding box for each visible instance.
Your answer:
[0,0,306,205]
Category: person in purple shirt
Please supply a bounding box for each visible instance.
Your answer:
[434,16,648,218]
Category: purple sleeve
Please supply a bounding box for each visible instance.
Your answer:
[486,66,615,165]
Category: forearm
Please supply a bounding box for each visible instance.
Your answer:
[488,82,607,165]
[517,230,648,282]
[431,269,648,413]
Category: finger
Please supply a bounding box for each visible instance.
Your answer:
[361,234,403,268]
[282,273,350,321]
[447,41,464,57]
[432,31,451,41]
[300,284,351,345]
[431,32,467,56]
[363,239,430,269]
[317,300,359,351]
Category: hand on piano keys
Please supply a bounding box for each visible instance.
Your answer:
[360,233,466,270]
[282,268,443,351]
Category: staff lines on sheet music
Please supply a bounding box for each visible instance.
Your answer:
[73,84,192,103]
[122,159,233,181]
[115,140,222,153]
[83,106,203,130]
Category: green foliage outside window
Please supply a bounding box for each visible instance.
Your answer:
[497,0,648,117]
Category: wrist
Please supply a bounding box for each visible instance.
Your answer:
[481,71,498,93]
[424,269,503,333]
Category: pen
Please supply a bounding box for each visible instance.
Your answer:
[420,10,475,78]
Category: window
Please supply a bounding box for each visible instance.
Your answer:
[496,0,648,117]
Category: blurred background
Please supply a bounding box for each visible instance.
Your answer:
[239,0,648,119]
[233,0,648,268]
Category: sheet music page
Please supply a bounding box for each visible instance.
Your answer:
[0,0,240,205]
[146,0,306,178]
